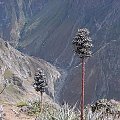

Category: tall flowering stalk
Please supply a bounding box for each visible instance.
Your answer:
[72,28,93,120]
[33,69,47,113]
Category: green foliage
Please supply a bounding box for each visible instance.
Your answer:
[38,103,80,120]
[16,101,28,107]
[23,101,80,120]
[27,101,41,116]
[6,85,18,94]
[3,69,13,79]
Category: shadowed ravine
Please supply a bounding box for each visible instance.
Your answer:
[0,0,120,107]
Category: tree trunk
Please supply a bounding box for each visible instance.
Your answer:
[40,92,43,113]
[81,58,85,120]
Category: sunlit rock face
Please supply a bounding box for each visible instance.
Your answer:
[1,0,120,106]
[0,38,60,102]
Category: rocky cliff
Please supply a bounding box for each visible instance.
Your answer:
[0,38,60,103]
[0,0,48,46]
[18,0,120,106]
[0,0,120,106]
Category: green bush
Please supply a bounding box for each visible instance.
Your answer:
[16,101,28,107]
[38,103,80,120]
[26,101,80,120]
[27,101,41,116]
[17,100,80,120]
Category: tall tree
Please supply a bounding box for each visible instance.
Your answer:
[72,28,93,120]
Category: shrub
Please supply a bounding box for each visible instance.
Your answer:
[16,101,28,107]
[18,100,80,120]
[37,103,80,120]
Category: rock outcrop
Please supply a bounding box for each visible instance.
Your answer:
[85,99,120,120]
[0,38,60,103]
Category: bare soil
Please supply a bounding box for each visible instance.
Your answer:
[1,104,35,120]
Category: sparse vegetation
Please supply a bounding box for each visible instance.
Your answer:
[37,104,79,120]
[17,100,80,120]
[16,101,28,107]
[3,69,13,79]
[5,85,23,100]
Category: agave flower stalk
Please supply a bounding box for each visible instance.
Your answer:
[33,69,47,113]
[72,28,93,120]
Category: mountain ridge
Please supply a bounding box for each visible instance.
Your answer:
[0,38,60,103]
[0,0,120,106]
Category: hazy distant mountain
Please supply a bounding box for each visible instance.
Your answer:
[0,0,120,106]
[0,0,48,46]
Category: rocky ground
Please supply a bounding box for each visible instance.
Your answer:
[85,99,120,120]
[0,99,120,120]
[0,104,35,120]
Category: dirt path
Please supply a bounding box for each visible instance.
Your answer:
[1,104,35,120]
